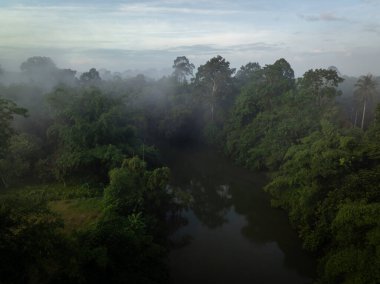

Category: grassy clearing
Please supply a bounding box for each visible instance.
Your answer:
[0,183,104,234]
[0,183,103,201]
[49,198,103,233]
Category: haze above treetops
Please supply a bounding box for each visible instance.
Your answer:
[0,0,379,77]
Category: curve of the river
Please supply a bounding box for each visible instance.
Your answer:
[163,144,316,284]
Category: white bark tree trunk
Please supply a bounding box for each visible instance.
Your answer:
[361,98,367,129]
[211,79,217,122]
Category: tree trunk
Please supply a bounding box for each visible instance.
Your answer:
[354,110,358,128]
[361,99,367,129]
[211,79,218,122]
[211,79,217,122]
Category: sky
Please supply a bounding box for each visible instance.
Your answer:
[0,0,379,76]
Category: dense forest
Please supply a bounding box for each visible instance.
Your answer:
[0,55,379,283]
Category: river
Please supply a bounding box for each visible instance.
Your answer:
[163,144,316,284]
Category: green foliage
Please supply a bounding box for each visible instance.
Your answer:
[3,183,103,201]
[225,60,303,170]
[221,58,379,282]
[259,58,295,109]
[235,62,261,88]
[140,73,201,144]
[104,156,170,217]
[49,198,103,234]
[75,157,171,283]
[354,74,378,129]
[2,55,380,283]
[365,104,380,160]
[0,196,70,284]
[0,156,172,283]
[0,96,27,158]
[194,55,236,124]
[47,87,136,182]
[224,66,344,171]
[172,56,195,83]
[159,104,196,141]
[0,133,42,188]
[80,68,101,84]
[300,68,343,108]
[321,202,380,284]
[77,212,168,284]
[265,116,380,282]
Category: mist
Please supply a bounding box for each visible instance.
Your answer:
[1,1,380,284]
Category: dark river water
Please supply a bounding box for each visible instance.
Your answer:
[163,144,316,284]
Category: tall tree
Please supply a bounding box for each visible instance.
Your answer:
[0,97,27,187]
[0,97,27,158]
[299,68,343,108]
[20,56,59,88]
[80,68,101,84]
[20,56,57,73]
[354,74,378,129]
[172,56,195,84]
[20,56,77,88]
[259,58,295,110]
[194,55,235,122]
[234,62,261,88]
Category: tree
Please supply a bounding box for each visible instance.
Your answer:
[20,56,57,73]
[20,57,58,86]
[0,97,27,158]
[80,68,101,84]
[56,68,77,86]
[263,58,295,89]
[20,56,77,88]
[194,55,235,122]
[300,69,343,108]
[172,56,195,83]
[0,196,68,284]
[235,62,261,88]
[0,133,42,188]
[223,59,298,169]
[257,58,295,110]
[47,87,135,183]
[104,156,170,217]
[76,156,172,283]
[354,74,378,129]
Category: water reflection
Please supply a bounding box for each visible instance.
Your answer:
[163,144,315,283]
[230,186,316,276]
[190,180,232,228]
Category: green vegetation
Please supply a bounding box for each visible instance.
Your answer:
[0,58,176,282]
[0,55,379,283]
[0,158,172,284]
[222,62,380,283]
[49,198,103,233]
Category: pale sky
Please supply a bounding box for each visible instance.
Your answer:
[0,0,379,76]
